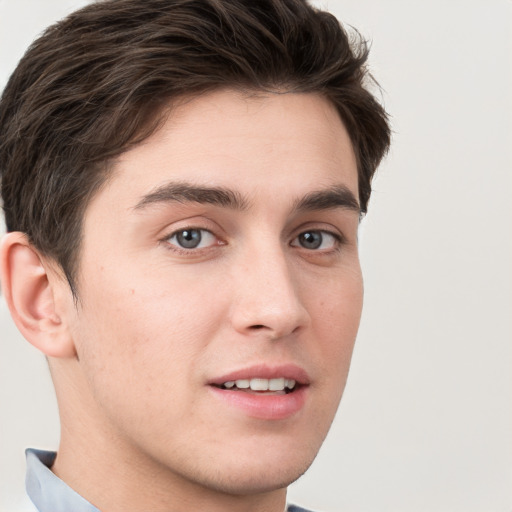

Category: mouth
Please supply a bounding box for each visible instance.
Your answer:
[211,377,298,395]
[208,365,309,420]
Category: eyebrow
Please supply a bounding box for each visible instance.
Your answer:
[293,185,360,214]
[133,182,249,211]
[133,181,360,215]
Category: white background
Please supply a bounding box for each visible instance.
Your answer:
[1,1,511,511]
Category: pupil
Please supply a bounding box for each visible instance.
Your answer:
[177,229,201,248]
[300,231,322,249]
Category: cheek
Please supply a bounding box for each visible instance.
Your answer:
[296,270,363,441]
[72,270,221,395]
[69,283,225,439]
[308,268,363,374]
[313,262,363,325]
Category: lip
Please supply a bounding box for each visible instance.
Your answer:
[208,364,310,420]
[208,363,310,386]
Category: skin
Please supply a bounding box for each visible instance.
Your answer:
[2,89,363,512]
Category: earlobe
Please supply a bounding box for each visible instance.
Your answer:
[0,232,76,358]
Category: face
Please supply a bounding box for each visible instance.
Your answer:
[64,89,363,497]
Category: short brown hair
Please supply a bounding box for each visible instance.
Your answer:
[0,0,390,295]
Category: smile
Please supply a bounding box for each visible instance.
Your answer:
[208,365,309,419]
[216,378,296,393]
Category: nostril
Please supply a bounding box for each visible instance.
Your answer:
[250,325,265,330]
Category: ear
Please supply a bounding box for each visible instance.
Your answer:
[0,232,76,358]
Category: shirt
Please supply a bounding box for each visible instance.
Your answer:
[25,448,313,512]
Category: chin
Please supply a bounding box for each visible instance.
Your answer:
[179,437,321,496]
[200,455,315,496]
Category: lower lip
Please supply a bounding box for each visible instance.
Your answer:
[208,386,307,420]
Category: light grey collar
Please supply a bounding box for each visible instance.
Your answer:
[25,449,100,512]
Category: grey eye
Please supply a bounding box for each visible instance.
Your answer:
[291,230,338,250]
[175,229,202,248]
[168,228,216,250]
[298,231,323,249]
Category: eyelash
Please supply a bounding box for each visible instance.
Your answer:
[163,228,224,254]
[162,227,343,255]
[290,230,342,252]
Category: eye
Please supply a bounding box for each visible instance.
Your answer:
[291,230,339,251]
[166,228,217,250]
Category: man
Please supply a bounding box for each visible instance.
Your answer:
[0,0,390,510]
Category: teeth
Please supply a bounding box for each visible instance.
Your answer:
[268,378,285,391]
[224,378,297,391]
[250,378,269,391]
[285,379,296,389]
[235,379,250,389]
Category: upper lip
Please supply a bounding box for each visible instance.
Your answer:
[208,364,310,386]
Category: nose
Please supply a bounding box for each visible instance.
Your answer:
[229,245,310,340]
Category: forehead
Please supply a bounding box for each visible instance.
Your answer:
[87,89,358,216]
